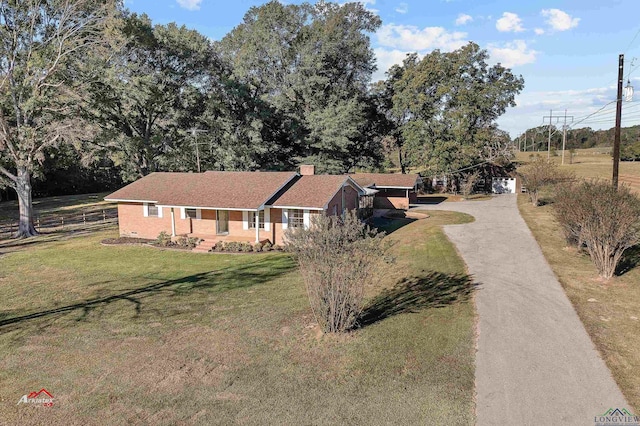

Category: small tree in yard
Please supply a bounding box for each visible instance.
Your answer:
[519,158,568,206]
[554,180,640,280]
[284,211,388,333]
[460,170,481,198]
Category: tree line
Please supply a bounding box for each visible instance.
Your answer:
[515,124,640,160]
[1,0,523,237]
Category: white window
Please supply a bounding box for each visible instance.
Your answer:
[249,210,265,229]
[185,208,197,219]
[148,204,159,217]
[288,209,304,228]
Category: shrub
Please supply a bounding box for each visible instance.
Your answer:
[519,158,571,206]
[225,241,239,252]
[213,241,224,251]
[554,180,640,279]
[284,210,389,333]
[253,242,263,252]
[177,236,200,249]
[156,231,172,247]
[262,242,272,252]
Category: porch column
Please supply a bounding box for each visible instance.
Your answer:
[170,208,176,237]
[255,211,260,243]
[406,188,409,198]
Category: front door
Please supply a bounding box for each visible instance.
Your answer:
[216,210,229,234]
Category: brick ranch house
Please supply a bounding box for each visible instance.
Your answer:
[105,165,421,247]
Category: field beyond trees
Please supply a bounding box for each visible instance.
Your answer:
[515,148,640,193]
[0,194,477,424]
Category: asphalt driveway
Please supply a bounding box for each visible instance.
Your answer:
[416,194,628,425]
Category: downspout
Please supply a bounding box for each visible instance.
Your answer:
[170,208,176,237]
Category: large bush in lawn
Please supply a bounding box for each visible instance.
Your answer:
[519,158,570,206]
[554,180,640,279]
[284,211,388,333]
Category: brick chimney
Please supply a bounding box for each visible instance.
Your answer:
[300,165,315,176]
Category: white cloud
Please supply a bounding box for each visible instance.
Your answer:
[496,12,524,33]
[534,28,545,35]
[541,9,580,31]
[395,2,408,14]
[372,48,413,81]
[377,24,468,51]
[455,13,473,26]
[487,40,537,68]
[176,0,202,11]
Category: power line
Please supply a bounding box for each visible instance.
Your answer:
[624,27,640,54]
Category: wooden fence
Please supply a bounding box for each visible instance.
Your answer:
[0,208,118,238]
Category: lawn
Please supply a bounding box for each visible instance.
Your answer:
[0,196,477,424]
[518,195,640,411]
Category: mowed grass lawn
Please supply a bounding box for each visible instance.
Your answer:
[0,197,476,424]
[518,195,640,411]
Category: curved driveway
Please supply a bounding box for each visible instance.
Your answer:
[416,194,627,425]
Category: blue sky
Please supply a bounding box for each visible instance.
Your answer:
[124,0,640,137]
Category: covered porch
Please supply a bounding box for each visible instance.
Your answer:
[160,205,272,244]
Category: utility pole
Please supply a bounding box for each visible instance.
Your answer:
[560,110,574,165]
[189,128,208,173]
[613,54,624,189]
[543,110,562,160]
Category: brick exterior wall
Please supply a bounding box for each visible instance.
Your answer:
[372,188,416,210]
[326,185,359,215]
[117,203,271,242]
[115,183,362,245]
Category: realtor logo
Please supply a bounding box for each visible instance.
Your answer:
[595,408,639,426]
[17,388,54,407]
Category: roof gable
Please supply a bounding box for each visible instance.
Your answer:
[269,175,362,209]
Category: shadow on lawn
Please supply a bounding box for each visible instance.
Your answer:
[616,245,640,276]
[358,271,478,327]
[0,256,295,332]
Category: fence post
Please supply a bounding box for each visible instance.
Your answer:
[37,216,40,231]
[61,216,64,229]
[83,212,86,225]
[103,210,106,223]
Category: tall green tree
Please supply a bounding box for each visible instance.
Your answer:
[379,43,524,176]
[84,13,215,181]
[0,0,116,237]
[218,0,384,173]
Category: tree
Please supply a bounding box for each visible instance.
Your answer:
[0,0,115,237]
[218,0,384,173]
[284,211,388,333]
[519,158,569,206]
[378,43,523,176]
[83,13,216,181]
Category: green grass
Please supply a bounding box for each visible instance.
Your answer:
[0,201,476,424]
[0,192,115,221]
[518,195,640,411]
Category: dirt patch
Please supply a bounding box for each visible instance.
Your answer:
[101,237,153,245]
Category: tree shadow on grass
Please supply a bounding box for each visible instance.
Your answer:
[0,255,296,334]
[616,245,640,276]
[358,271,478,328]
